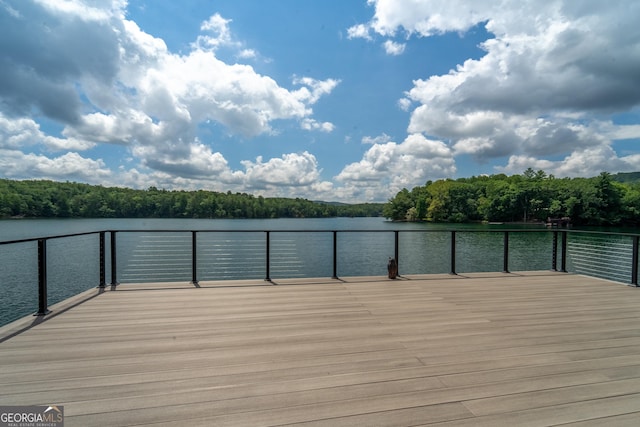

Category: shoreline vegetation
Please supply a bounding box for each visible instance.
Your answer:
[384,169,640,227]
[1,169,639,226]
[0,179,382,219]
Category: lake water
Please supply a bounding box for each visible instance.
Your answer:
[0,217,623,326]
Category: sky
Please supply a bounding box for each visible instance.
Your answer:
[1,1,640,203]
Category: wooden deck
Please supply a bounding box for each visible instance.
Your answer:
[1,271,640,426]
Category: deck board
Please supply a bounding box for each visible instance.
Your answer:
[2,271,640,426]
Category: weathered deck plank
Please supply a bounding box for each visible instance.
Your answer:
[1,271,640,426]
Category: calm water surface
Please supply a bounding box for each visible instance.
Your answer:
[0,217,559,326]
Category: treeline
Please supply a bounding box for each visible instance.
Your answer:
[383,169,640,226]
[0,180,383,219]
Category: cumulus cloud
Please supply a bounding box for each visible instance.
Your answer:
[240,151,334,196]
[0,1,341,198]
[497,146,640,178]
[335,133,455,199]
[300,118,335,133]
[347,23,371,40]
[0,114,94,151]
[132,141,240,181]
[3,0,640,204]
[0,0,123,124]
[0,149,111,182]
[397,98,412,112]
[382,40,407,56]
[383,40,405,55]
[356,0,640,177]
[362,133,392,145]
[196,13,234,50]
[293,77,341,105]
[237,49,257,59]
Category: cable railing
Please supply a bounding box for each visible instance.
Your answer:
[1,228,639,326]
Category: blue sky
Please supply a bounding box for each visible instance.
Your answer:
[1,1,640,202]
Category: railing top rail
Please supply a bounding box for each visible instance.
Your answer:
[0,230,103,246]
[99,228,640,237]
[99,228,568,235]
[2,227,640,246]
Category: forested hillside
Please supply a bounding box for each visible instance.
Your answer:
[384,169,640,226]
[0,180,382,219]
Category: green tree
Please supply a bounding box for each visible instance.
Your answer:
[382,188,414,221]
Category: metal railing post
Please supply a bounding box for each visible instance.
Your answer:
[552,231,558,271]
[632,235,639,287]
[332,231,338,279]
[191,231,198,285]
[110,231,118,285]
[450,231,457,275]
[560,231,568,273]
[35,239,50,316]
[265,231,271,281]
[502,231,510,273]
[99,231,106,288]
[394,231,400,276]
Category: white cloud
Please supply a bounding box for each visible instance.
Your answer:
[0,149,111,182]
[397,98,412,112]
[347,0,489,38]
[132,141,240,181]
[293,77,341,105]
[362,133,392,145]
[0,114,94,151]
[32,0,126,22]
[196,13,234,51]
[336,133,455,198]
[3,1,640,205]
[359,0,640,177]
[497,146,640,178]
[383,40,405,55]
[0,2,342,192]
[240,151,328,190]
[300,118,335,133]
[600,123,640,141]
[346,23,372,40]
[237,49,257,59]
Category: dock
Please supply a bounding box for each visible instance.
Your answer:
[1,271,640,426]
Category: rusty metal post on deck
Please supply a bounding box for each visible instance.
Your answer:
[35,239,50,316]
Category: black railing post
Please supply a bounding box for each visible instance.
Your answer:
[552,231,558,271]
[560,230,568,273]
[110,231,118,285]
[265,231,271,282]
[450,231,457,275]
[191,231,198,285]
[394,231,400,276]
[99,231,106,288]
[35,239,50,316]
[632,235,639,287]
[503,231,510,273]
[332,231,338,279]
